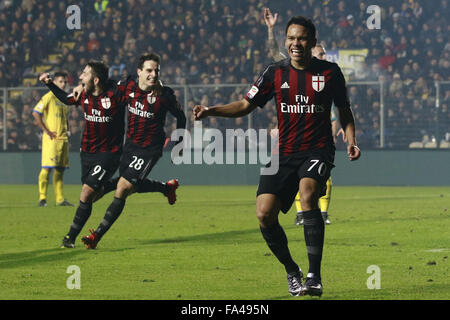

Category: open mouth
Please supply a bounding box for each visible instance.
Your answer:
[290,48,303,58]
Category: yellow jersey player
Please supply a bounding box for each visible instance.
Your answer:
[264,8,346,225]
[32,72,74,207]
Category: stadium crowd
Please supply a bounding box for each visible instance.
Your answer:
[0,0,449,151]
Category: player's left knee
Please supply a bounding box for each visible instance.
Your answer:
[299,191,319,209]
[115,179,134,198]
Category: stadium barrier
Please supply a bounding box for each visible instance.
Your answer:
[0,150,449,186]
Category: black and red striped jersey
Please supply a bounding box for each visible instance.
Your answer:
[46,81,125,154]
[118,77,186,151]
[245,57,350,155]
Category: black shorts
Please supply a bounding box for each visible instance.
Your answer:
[119,145,162,186]
[80,152,121,191]
[257,149,335,214]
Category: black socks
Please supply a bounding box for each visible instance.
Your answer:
[302,209,325,279]
[136,179,168,194]
[67,201,92,240]
[95,197,126,240]
[260,222,299,274]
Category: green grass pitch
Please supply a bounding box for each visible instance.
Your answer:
[0,184,449,300]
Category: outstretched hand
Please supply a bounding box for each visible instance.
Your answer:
[193,105,210,120]
[263,8,278,29]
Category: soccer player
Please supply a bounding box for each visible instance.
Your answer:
[194,16,360,297]
[264,8,345,225]
[81,53,186,249]
[41,60,179,249]
[32,72,74,207]
[40,62,126,248]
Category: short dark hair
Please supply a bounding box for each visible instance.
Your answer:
[54,71,67,79]
[86,60,109,87]
[137,53,161,70]
[285,16,316,39]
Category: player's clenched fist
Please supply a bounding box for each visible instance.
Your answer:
[347,144,361,161]
[72,84,84,101]
[193,105,210,120]
[39,72,52,84]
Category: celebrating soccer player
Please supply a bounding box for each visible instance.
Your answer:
[264,7,346,226]
[80,53,186,249]
[41,59,181,249]
[40,62,126,248]
[194,16,360,297]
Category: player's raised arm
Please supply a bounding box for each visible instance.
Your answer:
[264,8,286,62]
[194,99,257,120]
[39,73,78,105]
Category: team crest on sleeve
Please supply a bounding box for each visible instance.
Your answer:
[101,97,111,109]
[312,75,325,92]
[147,93,156,104]
[247,85,259,99]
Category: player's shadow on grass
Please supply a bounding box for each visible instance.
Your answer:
[139,228,260,245]
[0,248,88,270]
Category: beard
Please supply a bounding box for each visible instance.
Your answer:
[84,79,95,94]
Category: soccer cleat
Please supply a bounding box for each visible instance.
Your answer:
[57,200,75,207]
[287,269,304,296]
[60,235,75,248]
[294,212,304,226]
[322,212,331,225]
[38,199,47,207]
[301,276,323,297]
[164,179,179,205]
[81,228,99,249]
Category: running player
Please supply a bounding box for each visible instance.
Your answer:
[41,60,178,249]
[81,53,186,249]
[194,16,360,297]
[39,62,125,248]
[263,8,346,225]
